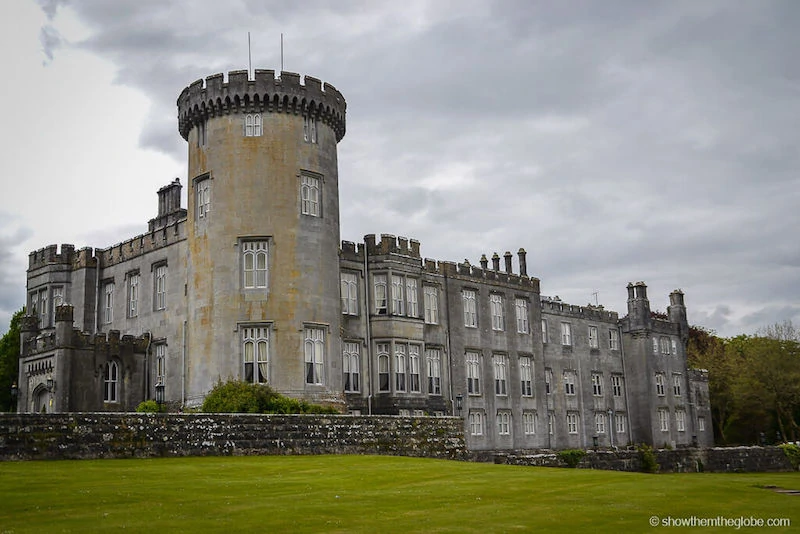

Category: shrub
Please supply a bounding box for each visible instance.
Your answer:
[778,443,800,471]
[557,449,586,468]
[638,444,659,473]
[201,379,339,414]
[136,400,162,413]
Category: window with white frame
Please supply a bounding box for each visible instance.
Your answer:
[652,337,659,354]
[497,411,511,436]
[615,413,626,433]
[304,326,324,385]
[155,264,167,310]
[377,343,390,392]
[466,351,480,395]
[523,411,537,435]
[490,294,505,331]
[374,275,388,315]
[595,412,606,434]
[545,368,553,395]
[660,337,671,355]
[675,410,686,432]
[520,356,533,396]
[541,319,548,343]
[493,354,507,396]
[561,322,572,346]
[104,361,119,403]
[515,298,529,334]
[128,273,139,318]
[426,348,441,395]
[592,373,603,396]
[391,275,404,315]
[398,409,411,417]
[609,329,620,350]
[340,272,358,316]
[103,282,114,324]
[588,326,599,348]
[243,326,269,384]
[671,339,678,355]
[196,177,211,219]
[655,373,666,396]
[197,120,206,147]
[423,286,438,324]
[242,241,268,289]
[394,344,406,392]
[406,278,418,317]
[564,370,576,395]
[658,408,669,432]
[409,345,421,392]
[698,416,706,432]
[300,174,321,217]
[343,341,360,392]
[567,412,579,434]
[38,289,48,327]
[673,374,682,396]
[611,375,624,397]
[51,286,64,325]
[303,115,317,143]
[244,113,262,137]
[548,412,555,435]
[463,289,477,327]
[155,344,166,387]
[30,291,38,320]
[469,411,484,436]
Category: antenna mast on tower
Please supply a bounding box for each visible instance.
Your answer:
[281,33,284,72]
[247,32,252,78]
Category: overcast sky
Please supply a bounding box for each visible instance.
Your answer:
[0,0,798,338]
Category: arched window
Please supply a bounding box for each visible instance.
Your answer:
[104,361,119,403]
[242,327,269,383]
[253,113,262,136]
[242,241,268,288]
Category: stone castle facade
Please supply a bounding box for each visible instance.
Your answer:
[18,69,713,450]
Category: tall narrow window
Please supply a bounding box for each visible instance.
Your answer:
[377,343,390,392]
[466,351,481,395]
[303,116,317,143]
[242,241,268,289]
[253,113,262,136]
[671,339,678,355]
[561,322,572,346]
[197,120,206,147]
[592,373,603,396]
[672,374,682,396]
[426,348,441,395]
[545,368,553,395]
[304,327,324,385]
[655,373,666,396]
[391,275,404,315]
[51,286,63,325]
[611,375,623,397]
[523,412,537,435]
[515,298,529,333]
[243,326,270,384]
[490,294,505,331]
[155,265,167,310]
[196,177,211,219]
[128,274,139,318]
[541,319,548,343]
[300,174,320,217]
[469,412,484,436]
[588,326,598,348]
[493,354,507,396]
[595,413,606,434]
[104,361,119,403]
[615,413,626,433]
[675,410,686,432]
[497,411,511,435]
[244,114,262,137]
[698,416,706,432]
[340,272,358,316]
[155,344,166,386]
[343,342,360,392]
[548,412,555,435]
[39,289,48,327]
[423,286,439,324]
[463,290,477,327]
[394,344,406,392]
[567,413,579,434]
[409,345,420,392]
[652,337,659,354]
[564,370,576,395]
[406,278,418,317]
[520,356,533,396]
[660,337,671,355]
[658,408,669,432]
[374,274,388,315]
[103,282,114,324]
[609,329,620,350]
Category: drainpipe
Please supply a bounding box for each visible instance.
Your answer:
[363,242,373,415]
[93,254,100,334]
[182,320,187,408]
[443,270,454,417]
[143,331,152,401]
[619,324,633,447]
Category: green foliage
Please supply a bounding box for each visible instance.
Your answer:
[557,449,586,468]
[201,379,338,414]
[135,400,162,413]
[638,444,659,473]
[0,308,24,412]
[778,443,800,471]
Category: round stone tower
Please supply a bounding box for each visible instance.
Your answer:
[177,69,346,406]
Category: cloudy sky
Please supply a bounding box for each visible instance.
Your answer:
[0,0,798,338]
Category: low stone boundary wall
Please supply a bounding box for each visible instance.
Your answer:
[0,413,467,461]
[497,446,795,473]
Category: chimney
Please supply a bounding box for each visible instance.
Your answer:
[518,248,527,276]
[504,251,513,273]
[492,252,500,271]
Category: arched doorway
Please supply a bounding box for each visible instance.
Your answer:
[32,385,49,413]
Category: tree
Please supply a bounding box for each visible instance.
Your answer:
[0,308,24,412]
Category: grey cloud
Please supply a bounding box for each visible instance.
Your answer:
[39,25,62,63]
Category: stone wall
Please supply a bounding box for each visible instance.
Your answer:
[0,413,467,461]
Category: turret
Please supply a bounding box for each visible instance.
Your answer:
[668,289,689,343]
[626,281,651,330]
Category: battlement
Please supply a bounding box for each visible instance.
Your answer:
[28,244,75,270]
[362,234,421,259]
[96,219,186,268]
[177,69,347,142]
[541,296,620,323]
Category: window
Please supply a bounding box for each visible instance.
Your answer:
[197,120,206,147]
[51,286,63,325]
[103,282,114,324]
[658,408,669,432]
[377,343,390,392]
[520,356,533,396]
[300,174,320,217]
[244,113,262,136]
[671,339,678,355]
[611,375,623,397]
[609,329,619,350]
[196,177,210,219]
[673,374,682,396]
[567,413,579,434]
[406,278,418,317]
[242,241,268,289]
[523,412,537,435]
[39,289,48,327]
[304,327,324,385]
[30,291,38,320]
[548,412,555,435]
[303,116,317,143]
[423,286,438,324]
[561,322,572,346]
[497,411,511,435]
[243,326,269,384]
[155,264,167,310]
[493,354,507,396]
[466,351,480,395]
[104,361,119,403]
[340,272,358,316]
[155,344,166,386]
[515,298,529,334]
[615,413,626,433]
[588,326,598,348]
[374,275,388,315]
[698,416,706,432]
[545,368,553,395]
[564,370,576,395]
[463,290,477,327]
[469,412,484,436]
[343,341,360,392]
[592,373,603,396]
[660,337,671,355]
[676,410,686,432]
[652,337,659,354]
[655,373,665,396]
[391,275,404,315]
[426,348,441,395]
[128,274,139,318]
[490,294,505,331]
[399,409,411,417]
[409,345,421,392]
[595,413,606,434]
[394,344,406,392]
[541,319,548,343]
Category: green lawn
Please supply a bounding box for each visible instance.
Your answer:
[0,455,798,533]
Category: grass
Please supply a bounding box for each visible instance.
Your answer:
[0,455,798,533]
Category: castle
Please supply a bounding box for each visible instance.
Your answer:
[17,69,713,450]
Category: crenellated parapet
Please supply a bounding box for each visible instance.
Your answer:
[95,219,186,268]
[363,234,421,259]
[28,244,75,270]
[541,296,620,323]
[177,70,347,141]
